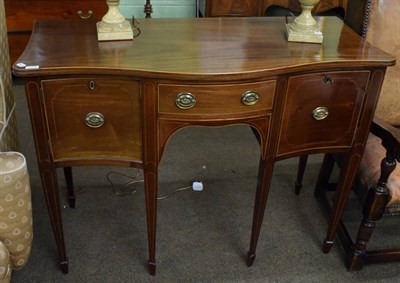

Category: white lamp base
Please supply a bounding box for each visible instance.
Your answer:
[286,23,323,44]
[97,0,133,41]
[285,0,323,44]
[97,21,133,41]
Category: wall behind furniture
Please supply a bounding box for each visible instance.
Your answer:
[119,0,197,18]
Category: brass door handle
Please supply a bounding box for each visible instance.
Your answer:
[241,91,259,106]
[85,112,105,128]
[176,92,196,109]
[312,107,329,120]
[77,10,93,20]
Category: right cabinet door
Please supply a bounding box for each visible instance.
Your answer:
[277,71,370,156]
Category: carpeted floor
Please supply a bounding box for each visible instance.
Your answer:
[11,82,400,282]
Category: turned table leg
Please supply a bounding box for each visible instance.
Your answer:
[26,80,69,273]
[295,154,309,195]
[39,162,69,273]
[246,158,275,266]
[63,167,75,208]
[322,153,361,253]
[143,81,158,275]
[144,164,158,275]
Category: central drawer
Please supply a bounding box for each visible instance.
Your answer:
[41,78,142,162]
[158,81,276,119]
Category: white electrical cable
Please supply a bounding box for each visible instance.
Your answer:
[0,69,16,142]
[0,70,6,125]
[106,171,143,196]
[106,170,194,200]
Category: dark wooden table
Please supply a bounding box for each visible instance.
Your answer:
[13,17,395,275]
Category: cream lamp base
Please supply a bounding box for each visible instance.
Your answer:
[286,24,323,43]
[97,0,133,41]
[286,0,323,44]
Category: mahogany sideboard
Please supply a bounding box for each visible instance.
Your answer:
[12,17,394,275]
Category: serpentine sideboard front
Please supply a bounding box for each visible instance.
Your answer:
[12,17,395,275]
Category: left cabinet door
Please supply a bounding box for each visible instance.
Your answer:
[41,78,143,163]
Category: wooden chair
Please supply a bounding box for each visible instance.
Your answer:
[314,118,400,270]
[296,0,400,270]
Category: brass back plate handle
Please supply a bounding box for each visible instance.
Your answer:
[85,112,105,128]
[312,107,329,120]
[176,92,196,109]
[77,10,93,20]
[241,91,259,106]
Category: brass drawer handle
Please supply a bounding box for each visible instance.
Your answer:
[77,10,93,20]
[176,92,196,109]
[312,107,329,121]
[241,91,259,106]
[85,112,105,128]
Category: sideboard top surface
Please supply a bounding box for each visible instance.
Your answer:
[13,17,395,80]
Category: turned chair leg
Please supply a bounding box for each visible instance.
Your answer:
[63,167,75,208]
[346,155,395,271]
[295,155,309,195]
[346,184,389,270]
